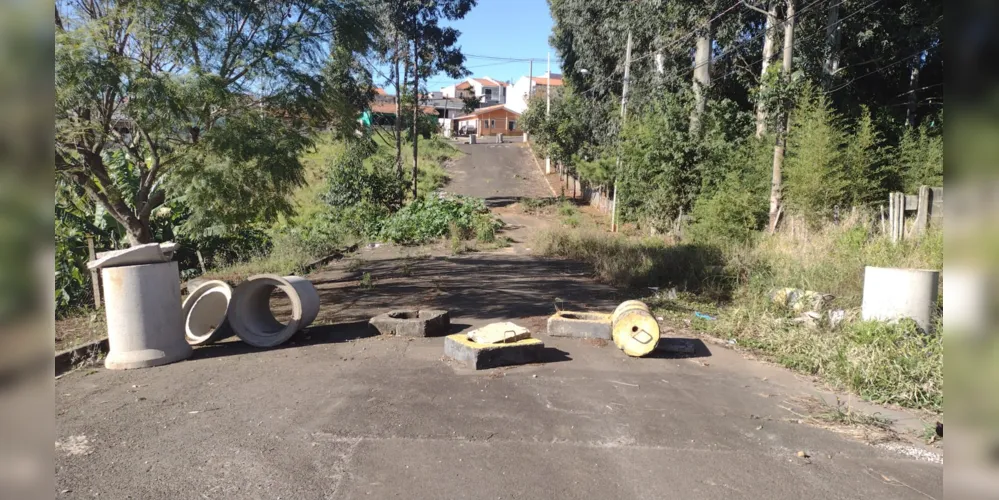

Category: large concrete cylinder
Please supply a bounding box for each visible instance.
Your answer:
[230,274,320,347]
[861,266,940,333]
[469,134,477,145]
[102,262,191,369]
[942,267,991,336]
[183,280,234,346]
[611,300,660,357]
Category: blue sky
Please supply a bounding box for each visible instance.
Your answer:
[423,0,562,91]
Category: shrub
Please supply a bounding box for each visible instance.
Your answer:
[379,195,496,245]
[688,171,766,244]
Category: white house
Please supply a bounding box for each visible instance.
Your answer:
[505,72,563,113]
[441,77,508,105]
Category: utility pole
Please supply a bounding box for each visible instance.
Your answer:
[545,52,552,174]
[611,31,633,233]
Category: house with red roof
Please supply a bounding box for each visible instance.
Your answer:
[454,103,523,137]
[506,71,563,113]
[440,76,508,105]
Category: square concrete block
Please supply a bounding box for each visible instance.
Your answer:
[369,309,450,337]
[444,334,546,370]
[547,311,613,340]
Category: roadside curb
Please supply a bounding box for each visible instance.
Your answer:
[525,141,558,197]
[55,337,109,377]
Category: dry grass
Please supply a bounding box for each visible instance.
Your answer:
[530,227,729,294]
[783,395,898,444]
[55,312,107,352]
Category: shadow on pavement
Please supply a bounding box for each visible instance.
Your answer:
[536,346,572,364]
[648,338,712,359]
[190,320,378,360]
[483,196,522,208]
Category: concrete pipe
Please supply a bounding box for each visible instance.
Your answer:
[102,261,192,369]
[183,280,235,346]
[861,266,940,333]
[497,134,503,144]
[943,266,992,336]
[230,274,320,347]
[611,300,660,357]
[469,135,477,145]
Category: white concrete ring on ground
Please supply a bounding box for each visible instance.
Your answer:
[861,266,940,333]
[230,274,320,348]
[182,280,235,346]
[102,261,192,369]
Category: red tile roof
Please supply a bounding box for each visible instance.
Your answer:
[473,77,506,87]
[371,103,436,115]
[532,76,563,86]
[455,104,520,120]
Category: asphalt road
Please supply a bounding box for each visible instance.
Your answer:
[55,142,942,499]
[443,141,553,206]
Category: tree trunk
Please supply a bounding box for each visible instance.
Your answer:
[126,217,154,246]
[906,54,921,128]
[412,36,420,199]
[690,23,712,135]
[822,0,841,88]
[768,0,795,233]
[755,2,778,138]
[394,34,403,178]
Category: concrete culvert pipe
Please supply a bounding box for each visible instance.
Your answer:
[230,275,320,347]
[183,280,235,346]
[102,261,192,369]
[861,266,940,333]
[611,300,661,357]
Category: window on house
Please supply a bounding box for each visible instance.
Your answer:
[490,119,496,128]
[484,88,492,99]
[508,120,516,131]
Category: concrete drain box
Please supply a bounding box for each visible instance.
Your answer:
[369,309,450,337]
[444,334,546,370]
[547,311,613,339]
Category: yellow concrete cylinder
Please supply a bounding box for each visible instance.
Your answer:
[611,300,649,348]
[611,300,660,357]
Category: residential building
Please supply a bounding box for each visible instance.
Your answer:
[505,72,563,113]
[441,77,508,105]
[455,104,522,137]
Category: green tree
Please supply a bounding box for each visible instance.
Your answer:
[55,0,374,245]
[784,83,848,223]
[388,0,475,197]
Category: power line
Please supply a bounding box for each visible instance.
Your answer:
[575,0,833,96]
[463,53,550,62]
[715,0,882,83]
[824,44,942,95]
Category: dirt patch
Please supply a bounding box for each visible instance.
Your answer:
[55,313,107,352]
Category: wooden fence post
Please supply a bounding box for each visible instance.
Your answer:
[87,237,101,309]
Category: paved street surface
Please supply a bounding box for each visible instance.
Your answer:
[55,143,942,499]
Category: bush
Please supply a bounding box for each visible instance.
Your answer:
[322,141,403,211]
[379,195,497,245]
[688,171,766,244]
